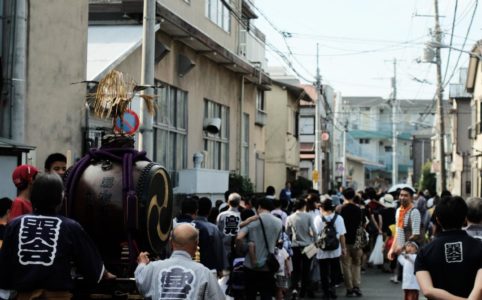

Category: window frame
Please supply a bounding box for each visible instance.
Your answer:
[153,82,188,186]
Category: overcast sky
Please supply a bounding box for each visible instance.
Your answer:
[253,0,481,100]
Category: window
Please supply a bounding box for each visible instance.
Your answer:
[256,89,265,111]
[205,0,231,32]
[359,138,370,144]
[384,146,393,152]
[299,116,315,135]
[204,99,230,170]
[242,113,249,176]
[153,83,188,187]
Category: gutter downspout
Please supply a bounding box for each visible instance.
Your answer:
[10,0,27,142]
[238,75,244,174]
[11,0,26,141]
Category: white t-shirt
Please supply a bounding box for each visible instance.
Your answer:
[313,212,346,259]
[275,248,289,275]
[398,253,420,290]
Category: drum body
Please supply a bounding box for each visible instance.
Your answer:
[70,159,173,272]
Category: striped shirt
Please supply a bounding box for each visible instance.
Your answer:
[395,207,421,247]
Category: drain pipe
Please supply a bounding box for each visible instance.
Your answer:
[238,75,244,174]
[10,0,27,142]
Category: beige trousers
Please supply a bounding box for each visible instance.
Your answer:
[341,244,363,290]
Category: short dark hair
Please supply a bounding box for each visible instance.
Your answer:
[0,197,12,218]
[343,188,355,200]
[44,153,67,170]
[365,187,376,200]
[466,197,482,224]
[293,198,306,211]
[434,196,467,230]
[266,186,275,196]
[259,197,274,211]
[181,197,198,215]
[197,197,212,217]
[31,173,64,214]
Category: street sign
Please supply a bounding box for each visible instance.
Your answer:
[114,109,140,135]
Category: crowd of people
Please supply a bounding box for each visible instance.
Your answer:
[0,155,481,299]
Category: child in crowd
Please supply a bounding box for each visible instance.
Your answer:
[275,239,292,300]
[397,241,420,300]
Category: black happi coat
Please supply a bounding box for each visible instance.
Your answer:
[0,214,104,291]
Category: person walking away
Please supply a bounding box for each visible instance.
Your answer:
[286,198,315,298]
[364,187,383,258]
[464,197,482,239]
[9,165,39,220]
[340,188,364,297]
[135,223,224,299]
[217,193,242,268]
[236,198,282,300]
[314,198,347,300]
[380,194,396,273]
[397,241,420,300]
[194,197,227,274]
[415,196,482,300]
[0,173,114,299]
[272,199,288,228]
[279,181,293,213]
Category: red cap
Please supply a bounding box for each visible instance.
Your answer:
[12,164,39,188]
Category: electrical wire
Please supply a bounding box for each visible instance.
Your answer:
[442,0,458,84]
[442,0,478,89]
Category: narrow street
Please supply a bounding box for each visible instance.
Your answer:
[332,268,404,300]
[289,267,406,300]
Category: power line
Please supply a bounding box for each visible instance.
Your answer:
[442,0,478,89]
[442,0,458,84]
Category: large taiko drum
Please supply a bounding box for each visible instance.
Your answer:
[66,149,173,275]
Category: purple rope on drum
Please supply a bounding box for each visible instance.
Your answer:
[65,147,150,264]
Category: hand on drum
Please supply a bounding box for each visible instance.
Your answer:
[137,252,150,265]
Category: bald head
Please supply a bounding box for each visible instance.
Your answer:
[171,223,199,256]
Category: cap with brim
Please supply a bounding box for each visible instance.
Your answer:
[12,164,39,188]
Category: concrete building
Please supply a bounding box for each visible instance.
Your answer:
[87,0,271,198]
[449,68,472,198]
[298,83,335,193]
[1,0,88,198]
[265,68,313,193]
[337,96,436,189]
[465,41,482,197]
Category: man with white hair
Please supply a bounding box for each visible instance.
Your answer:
[135,223,224,299]
[217,192,242,265]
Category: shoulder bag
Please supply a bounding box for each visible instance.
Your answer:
[354,209,368,249]
[259,216,280,273]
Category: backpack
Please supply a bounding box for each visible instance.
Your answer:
[316,214,339,251]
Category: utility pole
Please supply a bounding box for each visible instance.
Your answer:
[391,58,398,184]
[314,43,323,192]
[434,0,447,192]
[140,0,155,156]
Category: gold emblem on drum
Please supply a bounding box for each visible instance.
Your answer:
[147,169,172,249]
